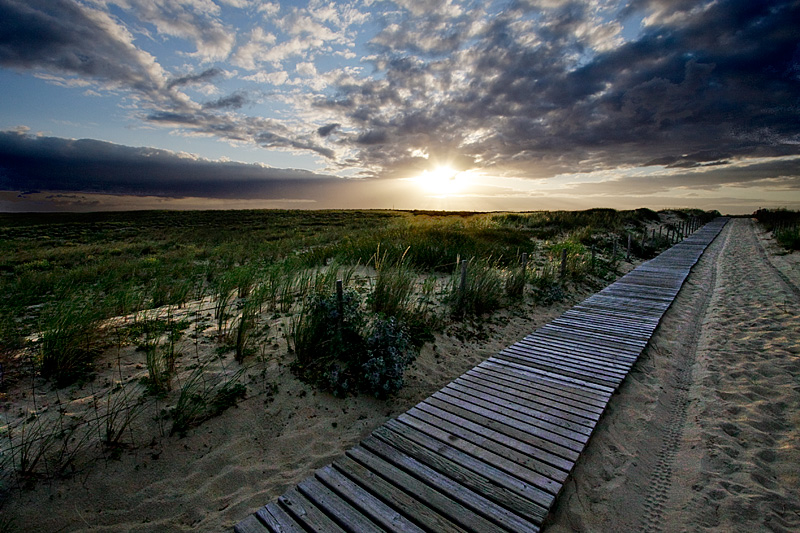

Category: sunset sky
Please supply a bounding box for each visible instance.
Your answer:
[1,0,798,213]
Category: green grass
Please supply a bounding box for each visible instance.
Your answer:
[0,207,719,387]
[754,208,800,251]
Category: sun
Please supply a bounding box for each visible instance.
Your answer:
[416,165,464,196]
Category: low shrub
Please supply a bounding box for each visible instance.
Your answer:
[290,291,417,397]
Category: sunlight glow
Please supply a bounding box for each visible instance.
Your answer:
[415,165,466,197]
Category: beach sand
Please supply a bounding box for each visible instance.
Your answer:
[546,218,800,532]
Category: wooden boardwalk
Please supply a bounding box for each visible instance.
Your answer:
[235,218,729,533]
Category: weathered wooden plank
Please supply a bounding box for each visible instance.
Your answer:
[508,341,637,376]
[525,328,646,356]
[278,488,348,532]
[401,407,575,476]
[501,343,632,378]
[480,359,611,406]
[443,382,600,437]
[377,421,554,521]
[421,396,586,460]
[363,434,540,532]
[315,465,425,533]
[493,351,623,389]
[409,402,578,467]
[386,414,566,494]
[551,316,655,339]
[452,375,599,425]
[334,456,467,533]
[469,365,607,414]
[456,373,601,423]
[486,356,615,396]
[233,514,270,533]
[431,389,591,448]
[348,445,511,533]
[537,324,648,351]
[297,477,384,533]
[520,332,642,361]
[255,503,305,533]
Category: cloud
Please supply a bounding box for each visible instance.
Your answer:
[0,0,166,97]
[0,130,339,199]
[317,123,339,137]
[317,0,800,179]
[166,67,222,89]
[202,91,248,110]
[106,0,236,62]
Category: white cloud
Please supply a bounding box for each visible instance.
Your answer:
[296,62,317,77]
[258,2,280,17]
[107,0,236,62]
[243,70,289,85]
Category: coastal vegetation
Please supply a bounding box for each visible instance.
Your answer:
[0,207,717,493]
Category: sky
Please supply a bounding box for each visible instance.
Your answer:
[0,0,799,214]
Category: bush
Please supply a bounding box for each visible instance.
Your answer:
[360,317,415,398]
[290,291,417,397]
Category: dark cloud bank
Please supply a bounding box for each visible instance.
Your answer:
[0,131,340,199]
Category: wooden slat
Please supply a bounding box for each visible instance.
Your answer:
[378,421,553,521]
[255,503,305,533]
[433,388,592,447]
[278,488,348,532]
[480,359,611,405]
[500,344,632,379]
[456,373,601,424]
[363,434,540,532]
[465,367,604,416]
[315,465,425,533]
[334,456,468,533]
[402,407,575,474]
[233,514,269,533]
[349,444,512,533]
[297,477,384,533]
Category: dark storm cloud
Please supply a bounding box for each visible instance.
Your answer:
[317,123,340,137]
[202,92,248,110]
[0,131,339,199]
[166,67,223,89]
[0,0,165,97]
[323,0,800,178]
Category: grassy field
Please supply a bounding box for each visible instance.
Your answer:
[0,207,717,498]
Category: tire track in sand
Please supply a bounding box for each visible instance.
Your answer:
[638,222,728,533]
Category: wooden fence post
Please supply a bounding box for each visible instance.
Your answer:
[626,233,632,261]
[459,259,468,308]
[560,248,568,278]
[336,279,343,335]
[590,245,595,272]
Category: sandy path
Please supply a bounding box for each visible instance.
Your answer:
[546,218,800,532]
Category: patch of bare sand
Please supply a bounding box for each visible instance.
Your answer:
[546,218,800,533]
[1,258,642,532]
